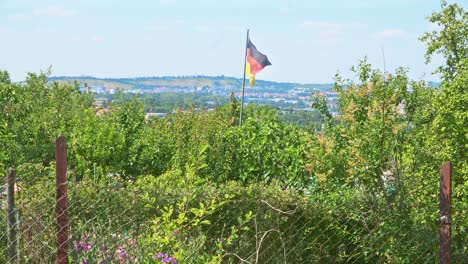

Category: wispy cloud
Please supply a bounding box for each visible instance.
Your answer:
[0,26,12,33]
[145,25,169,32]
[195,25,242,33]
[221,25,242,33]
[373,29,407,40]
[303,21,366,32]
[195,25,212,33]
[8,13,33,22]
[33,7,75,17]
[302,21,367,44]
[196,24,243,34]
[65,34,82,42]
[159,0,177,5]
[64,34,105,43]
[91,35,105,43]
[174,19,186,25]
[145,19,186,32]
[33,27,57,34]
[279,7,290,14]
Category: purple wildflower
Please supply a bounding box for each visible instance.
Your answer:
[79,234,94,252]
[165,257,177,263]
[80,241,94,251]
[116,246,129,263]
[157,252,177,263]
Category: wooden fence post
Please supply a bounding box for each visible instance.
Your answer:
[440,161,452,264]
[7,168,17,262]
[56,136,69,264]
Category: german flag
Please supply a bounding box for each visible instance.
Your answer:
[246,38,271,86]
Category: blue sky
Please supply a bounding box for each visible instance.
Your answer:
[1,0,465,83]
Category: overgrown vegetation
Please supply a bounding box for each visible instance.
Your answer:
[1,2,466,263]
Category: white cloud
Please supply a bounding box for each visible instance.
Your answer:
[302,21,367,45]
[33,7,75,17]
[373,29,407,40]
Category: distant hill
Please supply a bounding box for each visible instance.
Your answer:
[48,75,334,94]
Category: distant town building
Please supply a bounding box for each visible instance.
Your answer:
[94,98,110,108]
[145,113,167,120]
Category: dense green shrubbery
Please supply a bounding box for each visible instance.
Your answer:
[0,69,465,262]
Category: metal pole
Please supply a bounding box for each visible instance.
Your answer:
[56,136,69,264]
[239,29,249,127]
[440,161,452,264]
[7,168,17,262]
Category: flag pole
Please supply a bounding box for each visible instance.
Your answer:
[239,29,249,127]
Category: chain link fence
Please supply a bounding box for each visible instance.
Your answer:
[0,138,464,263]
[2,169,450,263]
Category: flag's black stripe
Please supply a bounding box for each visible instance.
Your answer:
[247,38,271,67]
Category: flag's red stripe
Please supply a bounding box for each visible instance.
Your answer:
[246,48,264,75]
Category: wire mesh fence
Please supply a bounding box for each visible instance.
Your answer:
[1,169,454,263]
[0,139,464,263]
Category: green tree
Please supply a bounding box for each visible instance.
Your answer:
[420,0,468,80]
[418,2,468,259]
[0,70,11,84]
[314,59,412,205]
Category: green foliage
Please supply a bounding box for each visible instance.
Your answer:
[0,70,11,84]
[418,2,468,258]
[140,169,252,263]
[311,92,332,122]
[420,0,468,80]
[278,109,322,128]
[309,58,411,201]
[0,71,94,173]
[307,52,466,260]
[230,106,311,188]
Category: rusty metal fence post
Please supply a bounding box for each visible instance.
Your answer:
[56,136,69,264]
[440,161,452,264]
[7,168,17,262]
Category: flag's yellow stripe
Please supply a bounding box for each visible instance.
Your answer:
[245,61,255,86]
